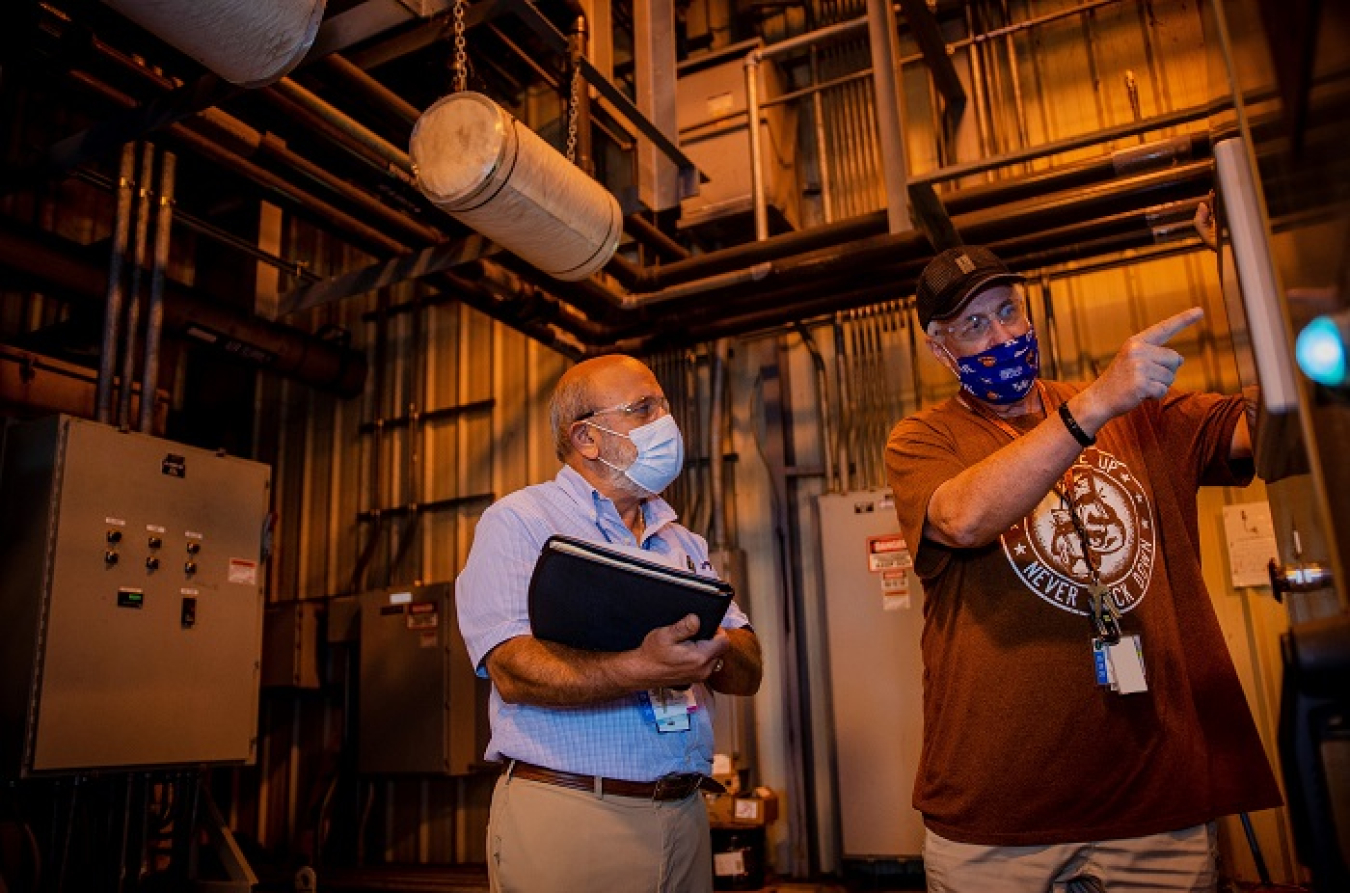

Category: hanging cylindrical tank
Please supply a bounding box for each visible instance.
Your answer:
[409,91,622,282]
[103,0,325,87]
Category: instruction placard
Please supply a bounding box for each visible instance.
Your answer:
[1221,501,1278,588]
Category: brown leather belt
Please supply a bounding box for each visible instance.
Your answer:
[505,760,723,801]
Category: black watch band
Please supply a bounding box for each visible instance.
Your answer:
[1058,402,1096,448]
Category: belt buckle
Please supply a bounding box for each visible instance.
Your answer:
[653,773,699,801]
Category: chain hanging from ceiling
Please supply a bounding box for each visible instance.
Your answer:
[451,0,468,93]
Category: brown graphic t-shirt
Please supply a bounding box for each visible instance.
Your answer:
[884,380,1282,846]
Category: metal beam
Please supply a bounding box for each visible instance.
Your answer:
[896,0,966,121]
[278,236,500,315]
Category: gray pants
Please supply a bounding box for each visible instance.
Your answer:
[923,822,1218,893]
[488,770,714,893]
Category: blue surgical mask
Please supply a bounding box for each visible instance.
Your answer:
[947,328,1040,405]
[587,413,685,494]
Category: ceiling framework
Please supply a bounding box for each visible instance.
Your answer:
[0,0,1221,385]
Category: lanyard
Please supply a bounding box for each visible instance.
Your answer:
[956,383,1122,644]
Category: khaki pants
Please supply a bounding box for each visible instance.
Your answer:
[488,770,713,893]
[923,822,1218,893]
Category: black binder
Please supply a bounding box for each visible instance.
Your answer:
[527,534,734,652]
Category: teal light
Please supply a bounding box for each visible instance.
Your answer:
[1296,315,1349,388]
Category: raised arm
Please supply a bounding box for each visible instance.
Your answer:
[925,308,1205,549]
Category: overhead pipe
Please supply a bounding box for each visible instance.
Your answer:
[317,54,421,128]
[0,218,367,397]
[66,71,410,257]
[591,161,1214,321]
[78,43,1213,352]
[42,12,1220,356]
[276,9,690,284]
[270,76,414,179]
[298,51,688,272]
[103,0,325,87]
[623,125,1213,293]
[638,206,1211,351]
[36,0,1188,316]
[59,0,1201,330]
[410,91,623,281]
[623,213,691,261]
[940,133,1208,216]
[192,108,444,245]
[55,30,442,249]
[623,189,1211,350]
[255,84,415,182]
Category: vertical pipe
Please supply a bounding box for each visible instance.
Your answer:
[906,302,922,412]
[744,49,769,241]
[1000,0,1030,157]
[845,44,871,216]
[887,300,908,423]
[1080,6,1108,131]
[97,143,136,424]
[965,6,993,179]
[980,1,1007,156]
[796,323,836,492]
[118,143,156,430]
[389,293,426,576]
[1038,273,1061,380]
[862,310,882,486]
[831,76,859,219]
[1134,0,1168,121]
[857,77,884,212]
[683,350,705,535]
[139,149,175,433]
[833,314,852,493]
[864,0,911,231]
[810,48,835,224]
[926,71,948,171]
[708,339,728,550]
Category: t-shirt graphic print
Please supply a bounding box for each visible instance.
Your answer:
[1002,446,1155,617]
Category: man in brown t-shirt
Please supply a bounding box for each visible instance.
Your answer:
[884,246,1282,891]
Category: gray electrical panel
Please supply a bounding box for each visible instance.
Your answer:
[818,489,926,860]
[357,583,490,775]
[0,415,271,776]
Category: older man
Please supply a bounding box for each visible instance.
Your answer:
[884,246,1281,891]
[457,353,763,893]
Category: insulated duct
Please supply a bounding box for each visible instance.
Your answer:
[103,0,326,87]
[410,92,622,282]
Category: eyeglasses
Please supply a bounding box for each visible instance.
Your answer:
[933,293,1029,346]
[575,395,670,424]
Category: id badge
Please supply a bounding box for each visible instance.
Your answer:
[1105,635,1147,694]
[1092,639,1114,687]
[639,688,697,732]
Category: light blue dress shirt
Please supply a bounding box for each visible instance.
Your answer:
[455,465,751,781]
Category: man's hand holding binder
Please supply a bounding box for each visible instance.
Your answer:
[528,535,735,653]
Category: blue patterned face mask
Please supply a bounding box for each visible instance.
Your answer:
[947,328,1040,405]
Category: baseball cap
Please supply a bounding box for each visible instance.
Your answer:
[915,246,1025,330]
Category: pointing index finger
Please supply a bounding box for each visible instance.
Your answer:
[1137,307,1204,346]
